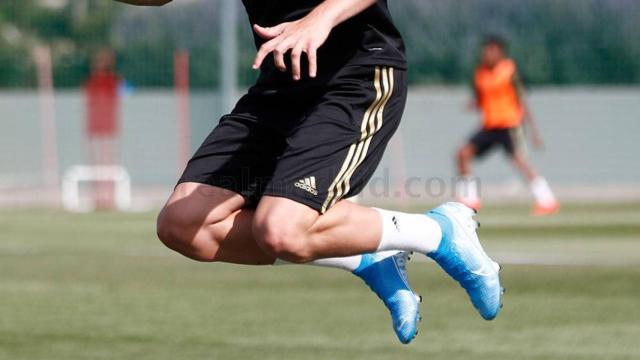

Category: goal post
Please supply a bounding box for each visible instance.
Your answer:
[174,50,191,176]
[61,165,131,212]
[33,45,59,189]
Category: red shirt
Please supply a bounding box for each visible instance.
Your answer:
[85,71,121,137]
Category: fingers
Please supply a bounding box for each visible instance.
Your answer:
[293,43,318,80]
[307,46,317,78]
[272,44,288,72]
[253,39,277,70]
[253,23,286,40]
[251,24,320,80]
[291,42,318,80]
[253,40,289,72]
[252,23,288,70]
[291,45,304,81]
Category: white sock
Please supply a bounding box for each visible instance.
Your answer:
[303,255,363,272]
[273,251,399,272]
[456,176,480,204]
[375,208,442,254]
[530,176,557,206]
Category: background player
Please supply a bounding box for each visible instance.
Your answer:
[456,35,560,215]
[84,49,121,209]
[115,0,503,343]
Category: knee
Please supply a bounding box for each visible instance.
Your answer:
[156,205,199,252]
[457,147,468,159]
[457,146,473,162]
[253,218,312,263]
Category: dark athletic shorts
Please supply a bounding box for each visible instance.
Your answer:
[178,66,407,213]
[469,127,525,158]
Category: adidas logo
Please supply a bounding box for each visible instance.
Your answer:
[392,215,400,231]
[294,177,318,196]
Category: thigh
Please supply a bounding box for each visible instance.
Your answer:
[469,129,498,158]
[254,196,320,234]
[178,94,287,207]
[161,182,246,227]
[504,127,526,157]
[264,66,408,214]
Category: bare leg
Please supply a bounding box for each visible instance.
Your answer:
[511,152,538,182]
[252,197,383,263]
[457,143,476,176]
[510,152,558,212]
[157,183,275,265]
[157,183,381,264]
[455,143,481,209]
[158,183,441,265]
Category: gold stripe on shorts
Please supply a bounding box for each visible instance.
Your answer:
[509,127,527,156]
[320,66,394,213]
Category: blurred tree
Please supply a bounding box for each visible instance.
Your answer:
[0,0,638,88]
[0,0,118,87]
[393,0,640,85]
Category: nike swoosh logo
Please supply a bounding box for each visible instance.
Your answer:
[471,261,497,277]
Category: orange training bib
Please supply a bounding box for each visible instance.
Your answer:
[474,59,523,129]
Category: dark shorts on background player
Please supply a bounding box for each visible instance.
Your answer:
[178,65,407,213]
[469,127,525,158]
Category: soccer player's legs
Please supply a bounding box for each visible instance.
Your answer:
[157,95,286,264]
[253,181,504,321]
[159,66,502,341]
[505,128,560,215]
[157,82,418,264]
[456,129,497,209]
[249,66,427,342]
[158,182,276,265]
[470,129,500,159]
[263,66,406,215]
[504,127,536,181]
[253,65,414,260]
[251,66,502,321]
[156,73,425,342]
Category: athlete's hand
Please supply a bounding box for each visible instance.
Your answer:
[531,132,545,150]
[252,14,333,80]
[523,110,545,150]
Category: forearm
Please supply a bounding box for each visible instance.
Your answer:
[113,0,171,6]
[517,91,534,128]
[513,73,530,115]
[520,100,542,143]
[309,0,377,28]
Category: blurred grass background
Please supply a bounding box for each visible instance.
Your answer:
[1,203,638,360]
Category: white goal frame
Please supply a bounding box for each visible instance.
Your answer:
[61,165,131,212]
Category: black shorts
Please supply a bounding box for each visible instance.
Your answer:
[178,66,407,213]
[469,127,525,158]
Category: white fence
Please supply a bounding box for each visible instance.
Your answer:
[1,87,639,207]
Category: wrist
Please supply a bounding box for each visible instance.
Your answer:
[309,3,342,29]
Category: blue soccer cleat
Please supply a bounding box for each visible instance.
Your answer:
[426,202,503,320]
[353,251,422,344]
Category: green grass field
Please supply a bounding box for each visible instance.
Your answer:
[1,203,639,360]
